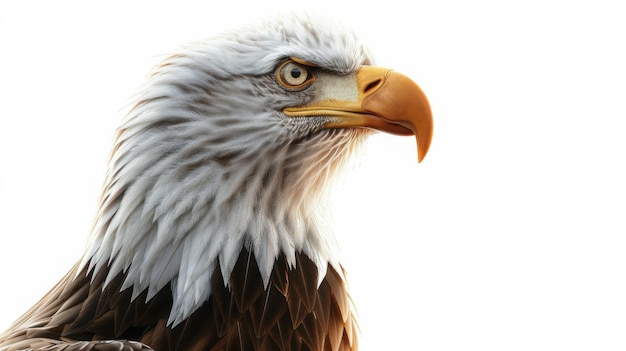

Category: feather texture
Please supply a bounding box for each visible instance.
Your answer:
[0,250,357,351]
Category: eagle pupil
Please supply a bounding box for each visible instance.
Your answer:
[291,68,301,79]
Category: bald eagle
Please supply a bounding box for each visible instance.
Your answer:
[0,15,432,351]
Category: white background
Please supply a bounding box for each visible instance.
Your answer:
[0,1,622,351]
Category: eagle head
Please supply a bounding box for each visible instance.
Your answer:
[80,14,432,326]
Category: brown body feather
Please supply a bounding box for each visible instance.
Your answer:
[0,249,357,351]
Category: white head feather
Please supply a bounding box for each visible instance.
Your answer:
[80,14,374,326]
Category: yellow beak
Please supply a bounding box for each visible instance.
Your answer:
[283,66,433,162]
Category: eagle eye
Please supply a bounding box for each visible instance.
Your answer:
[277,60,315,90]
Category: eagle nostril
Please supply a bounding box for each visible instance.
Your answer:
[363,79,382,94]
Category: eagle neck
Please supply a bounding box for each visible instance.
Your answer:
[79,129,352,326]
